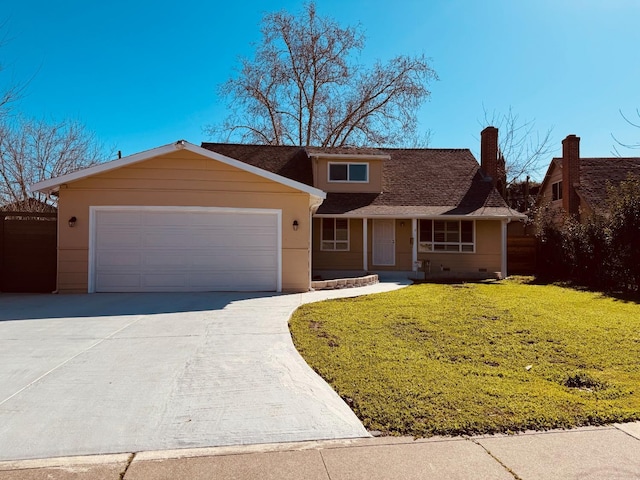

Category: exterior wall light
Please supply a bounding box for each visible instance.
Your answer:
[293,220,299,231]
[68,216,77,227]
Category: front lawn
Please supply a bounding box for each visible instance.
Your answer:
[289,279,640,436]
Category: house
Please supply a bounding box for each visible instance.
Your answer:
[30,128,524,294]
[537,134,640,222]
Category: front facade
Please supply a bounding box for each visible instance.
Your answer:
[32,142,324,293]
[33,129,523,294]
[204,126,524,283]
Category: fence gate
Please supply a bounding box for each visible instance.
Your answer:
[0,212,57,293]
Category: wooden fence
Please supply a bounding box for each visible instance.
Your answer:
[0,212,57,292]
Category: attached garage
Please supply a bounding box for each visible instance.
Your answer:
[90,207,280,292]
[30,141,325,294]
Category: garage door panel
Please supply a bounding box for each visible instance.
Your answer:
[191,253,276,269]
[143,212,190,226]
[97,229,142,248]
[97,211,142,226]
[97,251,142,268]
[142,274,188,288]
[97,274,142,289]
[143,252,188,267]
[93,208,279,292]
[143,231,191,248]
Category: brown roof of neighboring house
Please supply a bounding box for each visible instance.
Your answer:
[201,143,522,218]
[578,158,640,208]
[553,157,640,209]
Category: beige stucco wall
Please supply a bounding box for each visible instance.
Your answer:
[312,157,383,193]
[56,150,313,293]
[312,218,502,276]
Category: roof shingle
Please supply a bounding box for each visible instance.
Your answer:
[201,143,521,218]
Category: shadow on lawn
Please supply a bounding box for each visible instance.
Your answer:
[412,275,640,304]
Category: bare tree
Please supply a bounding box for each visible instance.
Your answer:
[0,22,27,121]
[612,108,640,155]
[208,2,437,147]
[481,106,554,186]
[0,116,109,211]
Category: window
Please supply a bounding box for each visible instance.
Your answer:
[321,218,349,251]
[328,163,369,182]
[552,181,563,201]
[418,220,474,253]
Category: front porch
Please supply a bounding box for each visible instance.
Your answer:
[311,217,509,283]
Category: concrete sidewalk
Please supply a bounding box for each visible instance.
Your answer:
[1,422,639,480]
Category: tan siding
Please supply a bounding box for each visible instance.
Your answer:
[539,163,563,207]
[57,150,312,293]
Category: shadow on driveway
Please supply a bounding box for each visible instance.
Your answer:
[0,291,284,321]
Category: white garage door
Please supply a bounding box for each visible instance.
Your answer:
[90,207,280,292]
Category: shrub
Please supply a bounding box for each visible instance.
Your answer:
[535,173,640,293]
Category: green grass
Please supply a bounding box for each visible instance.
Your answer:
[289,278,640,436]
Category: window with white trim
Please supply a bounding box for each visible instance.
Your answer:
[418,220,474,253]
[552,181,562,201]
[321,218,349,251]
[328,162,369,183]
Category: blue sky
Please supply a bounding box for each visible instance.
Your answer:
[2,0,639,180]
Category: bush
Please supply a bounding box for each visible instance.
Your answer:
[535,174,640,293]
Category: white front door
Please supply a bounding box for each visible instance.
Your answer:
[373,219,395,266]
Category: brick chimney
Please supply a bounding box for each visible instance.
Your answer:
[481,126,505,194]
[561,134,580,217]
[481,126,499,184]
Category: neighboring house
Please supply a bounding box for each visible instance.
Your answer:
[538,134,640,222]
[31,128,523,294]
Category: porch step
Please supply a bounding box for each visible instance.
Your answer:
[311,274,379,291]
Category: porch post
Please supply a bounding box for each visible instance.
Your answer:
[501,219,508,279]
[362,218,368,271]
[412,218,418,273]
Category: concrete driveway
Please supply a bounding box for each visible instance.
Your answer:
[0,281,408,461]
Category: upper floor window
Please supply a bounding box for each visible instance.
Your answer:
[552,181,562,201]
[418,219,475,253]
[328,162,369,183]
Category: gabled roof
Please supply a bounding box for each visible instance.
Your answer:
[202,143,523,219]
[201,143,314,186]
[541,157,640,209]
[30,141,325,199]
[576,158,640,208]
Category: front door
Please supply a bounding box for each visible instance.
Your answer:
[373,219,395,266]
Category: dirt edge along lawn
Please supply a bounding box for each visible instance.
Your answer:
[289,279,640,437]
